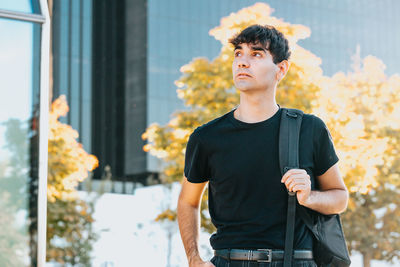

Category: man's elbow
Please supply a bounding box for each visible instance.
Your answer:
[178,193,200,210]
[337,187,349,214]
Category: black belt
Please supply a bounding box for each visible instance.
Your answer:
[214,249,313,262]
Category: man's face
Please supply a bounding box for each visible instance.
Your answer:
[232,42,280,92]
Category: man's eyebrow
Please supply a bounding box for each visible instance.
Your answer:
[250,45,267,53]
[233,44,267,53]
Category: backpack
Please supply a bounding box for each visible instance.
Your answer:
[279,107,351,267]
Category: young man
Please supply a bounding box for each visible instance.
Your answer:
[177,25,348,267]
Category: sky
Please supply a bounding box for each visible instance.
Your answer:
[0,0,32,13]
[0,17,33,162]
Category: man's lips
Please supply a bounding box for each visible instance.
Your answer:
[236,73,252,78]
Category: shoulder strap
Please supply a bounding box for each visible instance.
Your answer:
[279,108,304,176]
[279,107,304,267]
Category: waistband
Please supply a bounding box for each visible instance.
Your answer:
[214,249,313,262]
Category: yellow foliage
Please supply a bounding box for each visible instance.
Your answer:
[313,56,400,193]
[142,3,329,233]
[155,208,177,222]
[48,95,99,202]
[143,2,400,260]
[209,3,311,47]
[142,3,325,185]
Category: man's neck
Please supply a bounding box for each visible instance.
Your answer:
[234,90,279,123]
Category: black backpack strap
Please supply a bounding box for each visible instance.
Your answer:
[279,108,304,176]
[279,108,304,267]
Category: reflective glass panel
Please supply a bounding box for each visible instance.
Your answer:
[0,0,40,14]
[0,17,40,266]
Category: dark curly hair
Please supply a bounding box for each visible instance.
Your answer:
[229,24,291,64]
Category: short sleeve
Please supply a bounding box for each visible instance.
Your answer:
[313,116,339,176]
[184,129,210,183]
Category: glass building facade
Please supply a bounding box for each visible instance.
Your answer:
[0,0,50,266]
[50,0,400,188]
[51,0,92,154]
[146,0,400,171]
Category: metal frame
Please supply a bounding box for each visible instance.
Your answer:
[0,1,50,267]
[37,1,50,266]
[0,8,45,23]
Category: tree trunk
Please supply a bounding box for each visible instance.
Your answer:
[167,230,172,267]
[362,252,372,267]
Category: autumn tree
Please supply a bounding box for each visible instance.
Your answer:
[47,95,99,265]
[143,3,325,233]
[143,3,400,266]
[314,55,400,267]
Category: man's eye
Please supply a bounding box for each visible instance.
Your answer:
[235,51,241,57]
[253,52,262,57]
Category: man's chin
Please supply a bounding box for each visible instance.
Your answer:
[235,84,255,92]
[235,81,251,89]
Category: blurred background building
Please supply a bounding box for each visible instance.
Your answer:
[48,0,400,192]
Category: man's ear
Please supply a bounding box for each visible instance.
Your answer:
[276,60,290,81]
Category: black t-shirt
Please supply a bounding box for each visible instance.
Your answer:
[184,106,339,250]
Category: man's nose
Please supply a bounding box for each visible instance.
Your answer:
[237,57,250,68]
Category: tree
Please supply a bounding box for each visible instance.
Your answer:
[0,118,31,267]
[143,3,400,266]
[314,55,400,267]
[47,95,99,266]
[142,3,325,233]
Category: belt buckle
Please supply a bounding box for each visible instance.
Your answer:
[256,249,272,263]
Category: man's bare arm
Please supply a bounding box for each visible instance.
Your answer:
[282,163,349,215]
[177,176,213,266]
[303,163,349,214]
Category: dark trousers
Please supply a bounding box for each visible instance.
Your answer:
[210,256,317,267]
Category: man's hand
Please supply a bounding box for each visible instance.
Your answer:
[281,168,311,206]
[281,164,349,214]
[189,258,215,267]
[178,178,213,266]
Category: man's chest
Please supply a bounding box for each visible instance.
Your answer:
[205,129,316,188]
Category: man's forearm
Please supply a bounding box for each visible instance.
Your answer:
[177,200,203,265]
[302,189,348,215]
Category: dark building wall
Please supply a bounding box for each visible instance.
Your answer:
[91,0,149,182]
[52,0,151,185]
[124,0,148,178]
[92,0,126,179]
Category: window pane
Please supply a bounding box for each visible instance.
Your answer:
[0,0,40,14]
[0,18,40,266]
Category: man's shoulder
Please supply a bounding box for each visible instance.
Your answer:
[192,110,232,137]
[302,112,319,124]
[280,107,329,135]
[303,112,328,130]
[281,107,320,125]
[296,111,331,140]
